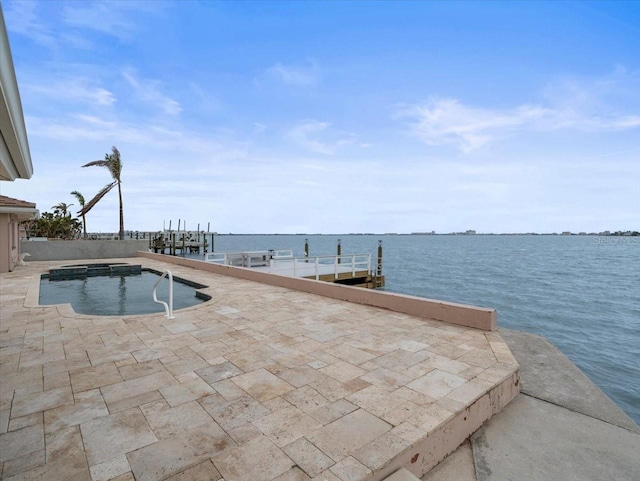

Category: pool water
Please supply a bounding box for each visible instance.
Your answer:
[39,270,209,316]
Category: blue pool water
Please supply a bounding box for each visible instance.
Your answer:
[181,233,639,423]
[40,269,209,316]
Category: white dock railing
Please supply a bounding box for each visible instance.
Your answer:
[204,250,371,280]
[269,254,372,280]
[152,270,175,319]
[204,252,228,264]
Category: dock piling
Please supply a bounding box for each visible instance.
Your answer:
[376,240,383,287]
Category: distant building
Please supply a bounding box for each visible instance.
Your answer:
[561,231,572,236]
[465,230,476,235]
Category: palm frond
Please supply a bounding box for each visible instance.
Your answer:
[70,191,85,206]
[78,181,116,216]
[82,160,109,168]
[108,146,122,181]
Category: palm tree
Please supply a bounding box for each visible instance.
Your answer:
[79,146,124,240]
[52,202,73,217]
[71,191,87,239]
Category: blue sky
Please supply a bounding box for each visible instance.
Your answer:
[2,0,639,234]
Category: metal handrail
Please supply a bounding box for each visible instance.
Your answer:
[206,250,294,266]
[152,270,175,319]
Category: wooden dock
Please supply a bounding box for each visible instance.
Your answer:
[149,233,209,256]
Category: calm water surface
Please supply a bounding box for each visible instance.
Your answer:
[40,271,206,316]
[191,234,639,424]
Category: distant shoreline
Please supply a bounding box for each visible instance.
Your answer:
[87,231,639,237]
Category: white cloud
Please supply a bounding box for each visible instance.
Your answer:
[25,112,250,160]
[122,70,182,115]
[253,122,268,134]
[398,98,547,151]
[4,0,56,47]
[266,61,320,87]
[25,77,116,107]
[400,70,640,152]
[287,121,355,155]
[288,121,333,154]
[5,0,161,49]
[61,1,161,39]
[401,97,640,152]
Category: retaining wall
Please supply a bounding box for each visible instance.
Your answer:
[21,239,149,261]
[137,251,497,331]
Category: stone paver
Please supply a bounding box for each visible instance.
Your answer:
[196,361,244,385]
[252,405,322,447]
[159,376,215,406]
[11,386,74,418]
[0,258,518,481]
[128,421,234,481]
[212,435,294,481]
[81,407,157,466]
[164,460,222,481]
[407,370,467,399]
[284,437,335,477]
[231,368,296,402]
[307,409,392,462]
[44,388,109,434]
[140,399,214,439]
[330,456,372,481]
[69,362,123,393]
[0,423,43,463]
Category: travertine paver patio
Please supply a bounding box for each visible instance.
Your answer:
[0,258,518,481]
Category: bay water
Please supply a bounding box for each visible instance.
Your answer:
[188,233,639,424]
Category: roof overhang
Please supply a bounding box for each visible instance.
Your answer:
[0,7,33,181]
[0,205,38,221]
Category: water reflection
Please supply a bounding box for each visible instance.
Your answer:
[118,275,127,316]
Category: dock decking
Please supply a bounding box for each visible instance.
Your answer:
[0,257,518,481]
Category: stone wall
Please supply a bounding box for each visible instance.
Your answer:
[21,239,150,261]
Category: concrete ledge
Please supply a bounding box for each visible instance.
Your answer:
[472,394,640,481]
[372,371,520,480]
[415,328,639,481]
[499,328,639,433]
[136,251,497,331]
[21,239,149,261]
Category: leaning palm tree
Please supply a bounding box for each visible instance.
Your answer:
[79,146,124,240]
[71,191,87,239]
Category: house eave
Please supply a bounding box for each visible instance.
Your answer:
[0,7,33,181]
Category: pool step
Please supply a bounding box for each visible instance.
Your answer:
[49,266,88,279]
[48,264,142,279]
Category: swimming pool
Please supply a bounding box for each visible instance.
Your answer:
[39,266,210,316]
